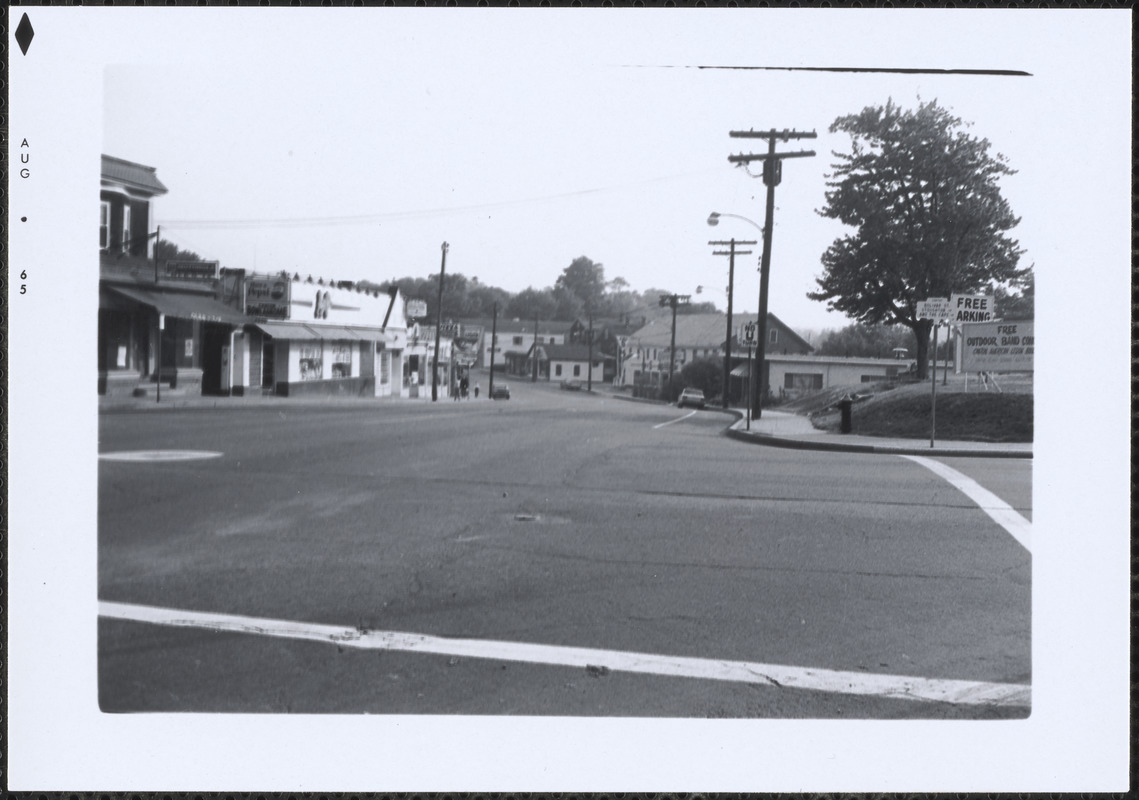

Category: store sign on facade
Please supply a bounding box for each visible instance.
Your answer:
[245,276,290,319]
[165,260,219,280]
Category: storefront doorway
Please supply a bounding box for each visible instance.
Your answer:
[200,323,231,395]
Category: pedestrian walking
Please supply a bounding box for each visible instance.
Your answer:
[474,382,480,399]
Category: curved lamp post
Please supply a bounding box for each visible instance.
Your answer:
[708,211,769,418]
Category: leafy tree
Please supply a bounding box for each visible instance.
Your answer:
[994,269,1034,321]
[555,256,607,312]
[505,286,558,321]
[680,358,723,400]
[809,99,1025,378]
[553,285,585,321]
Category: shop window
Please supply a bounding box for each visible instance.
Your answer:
[121,205,132,252]
[769,328,779,344]
[330,342,352,378]
[555,364,563,377]
[784,373,823,391]
[573,364,581,377]
[99,202,110,250]
[512,336,523,346]
[300,341,323,381]
[861,375,885,383]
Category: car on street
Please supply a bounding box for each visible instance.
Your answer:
[677,387,706,409]
[490,383,511,400]
[560,379,583,391]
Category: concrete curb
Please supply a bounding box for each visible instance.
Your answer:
[724,426,1033,459]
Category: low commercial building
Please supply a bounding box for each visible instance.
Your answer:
[97,154,431,400]
[236,275,414,398]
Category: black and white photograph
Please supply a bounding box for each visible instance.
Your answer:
[5,7,1131,793]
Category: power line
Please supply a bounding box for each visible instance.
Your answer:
[159,169,719,231]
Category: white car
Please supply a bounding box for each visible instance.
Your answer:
[677,388,706,409]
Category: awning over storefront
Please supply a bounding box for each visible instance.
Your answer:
[255,322,396,343]
[730,364,751,377]
[255,322,322,340]
[308,325,364,341]
[104,285,250,325]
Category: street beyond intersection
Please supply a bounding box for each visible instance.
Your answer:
[98,378,1031,717]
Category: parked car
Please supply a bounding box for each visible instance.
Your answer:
[677,387,706,409]
[490,383,511,400]
[560,379,583,391]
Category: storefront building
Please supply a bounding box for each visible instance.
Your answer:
[234,275,415,398]
[98,155,261,398]
[97,154,425,401]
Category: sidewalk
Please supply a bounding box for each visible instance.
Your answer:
[97,390,486,413]
[725,408,1032,459]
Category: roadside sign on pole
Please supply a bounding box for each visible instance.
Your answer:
[948,293,994,323]
[917,297,952,323]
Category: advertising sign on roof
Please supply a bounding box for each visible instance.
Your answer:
[406,299,428,319]
[245,275,290,319]
[961,320,1034,373]
[949,293,994,323]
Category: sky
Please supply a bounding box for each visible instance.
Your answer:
[7,7,1133,793]
[100,10,1081,336]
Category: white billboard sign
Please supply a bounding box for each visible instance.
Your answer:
[949,293,994,323]
[405,299,428,319]
[960,320,1034,373]
[917,297,952,322]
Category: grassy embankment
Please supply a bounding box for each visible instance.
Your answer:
[782,372,1033,443]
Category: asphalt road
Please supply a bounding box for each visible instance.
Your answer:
[98,378,1031,717]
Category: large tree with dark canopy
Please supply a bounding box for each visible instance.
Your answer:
[809,99,1025,377]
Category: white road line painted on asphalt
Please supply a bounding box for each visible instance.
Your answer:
[653,410,698,429]
[99,450,223,462]
[99,600,1029,707]
[901,455,1031,552]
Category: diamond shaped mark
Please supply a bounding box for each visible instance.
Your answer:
[15,13,34,56]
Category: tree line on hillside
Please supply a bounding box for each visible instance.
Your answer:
[373,256,716,323]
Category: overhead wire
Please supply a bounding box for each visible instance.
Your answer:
[158,168,720,231]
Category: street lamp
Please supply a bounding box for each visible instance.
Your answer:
[708,211,769,418]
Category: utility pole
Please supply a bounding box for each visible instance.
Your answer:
[709,237,755,408]
[431,241,448,402]
[586,309,594,392]
[658,293,690,388]
[154,225,162,402]
[729,127,816,418]
[532,311,539,382]
[488,301,498,398]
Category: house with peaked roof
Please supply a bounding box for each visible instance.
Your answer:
[478,318,571,375]
[525,342,610,385]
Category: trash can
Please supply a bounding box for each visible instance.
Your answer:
[838,395,853,434]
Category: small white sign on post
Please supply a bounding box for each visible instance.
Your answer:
[949,293,994,323]
[917,297,952,323]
